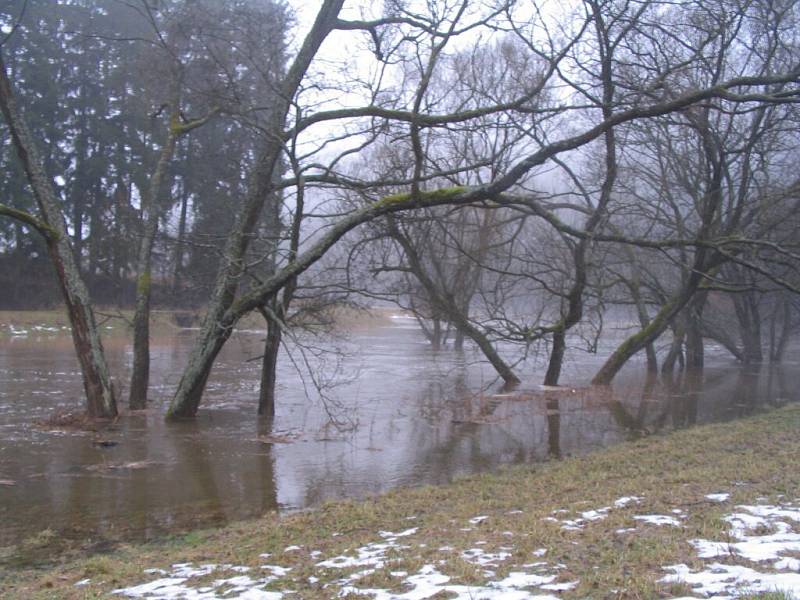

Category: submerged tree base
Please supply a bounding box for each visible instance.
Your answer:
[4,403,800,598]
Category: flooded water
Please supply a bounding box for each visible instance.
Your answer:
[0,314,798,553]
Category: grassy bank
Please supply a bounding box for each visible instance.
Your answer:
[3,404,799,599]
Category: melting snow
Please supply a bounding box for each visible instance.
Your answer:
[662,563,800,599]
[113,563,286,599]
[661,501,800,599]
[549,496,645,530]
[614,496,643,508]
[339,564,564,600]
[469,515,489,524]
[633,515,683,527]
[461,547,512,568]
[705,493,731,503]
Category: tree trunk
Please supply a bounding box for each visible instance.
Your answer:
[684,292,707,371]
[770,296,792,363]
[390,225,520,386]
[129,112,180,410]
[546,395,561,458]
[167,312,237,417]
[168,0,345,419]
[0,54,117,418]
[544,330,567,386]
[430,318,442,350]
[662,322,685,375]
[735,292,763,364]
[453,327,465,351]
[593,280,699,385]
[258,314,282,417]
[171,182,189,299]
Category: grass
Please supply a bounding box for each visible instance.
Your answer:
[2,403,799,599]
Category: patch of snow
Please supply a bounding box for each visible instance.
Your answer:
[283,545,301,552]
[705,493,731,502]
[661,562,800,599]
[379,527,417,539]
[75,578,91,586]
[339,564,563,600]
[633,514,683,527]
[661,501,800,599]
[112,563,286,599]
[461,548,512,567]
[316,538,403,570]
[261,566,291,577]
[581,507,611,521]
[614,496,643,508]
[469,515,489,524]
[776,557,800,571]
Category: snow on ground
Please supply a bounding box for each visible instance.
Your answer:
[111,496,800,599]
[705,493,731,503]
[112,563,284,599]
[662,500,800,599]
[545,496,644,530]
[338,563,564,600]
[111,524,579,599]
[633,514,684,527]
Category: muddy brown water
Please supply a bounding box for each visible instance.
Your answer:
[0,315,797,552]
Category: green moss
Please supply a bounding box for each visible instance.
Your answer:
[136,271,151,296]
[375,186,467,209]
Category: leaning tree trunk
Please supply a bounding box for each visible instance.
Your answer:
[0,54,117,418]
[390,224,521,386]
[593,279,700,386]
[167,0,345,419]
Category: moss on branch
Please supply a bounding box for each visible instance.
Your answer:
[0,203,60,240]
[374,186,468,209]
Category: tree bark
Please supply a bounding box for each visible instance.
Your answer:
[0,54,117,418]
[662,321,685,374]
[128,112,180,410]
[593,281,698,385]
[258,312,282,417]
[684,292,707,371]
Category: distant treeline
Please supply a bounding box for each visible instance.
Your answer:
[0,0,283,309]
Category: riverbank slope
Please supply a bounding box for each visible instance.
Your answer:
[3,403,799,599]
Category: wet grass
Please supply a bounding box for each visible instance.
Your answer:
[2,403,799,598]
